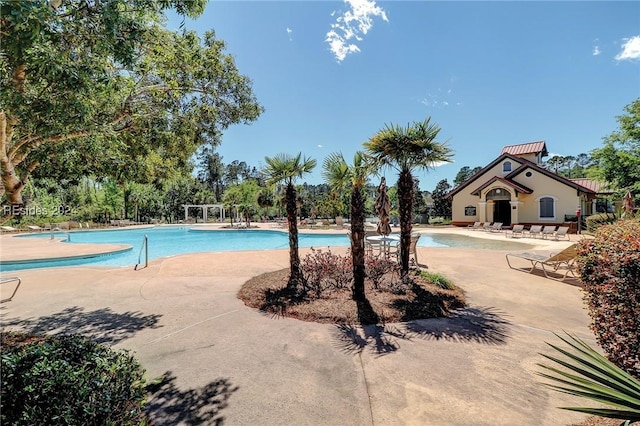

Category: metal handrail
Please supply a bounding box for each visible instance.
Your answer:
[1,277,22,303]
[134,234,148,270]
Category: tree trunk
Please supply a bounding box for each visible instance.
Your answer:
[397,170,414,275]
[285,183,301,287]
[0,111,25,206]
[350,186,366,301]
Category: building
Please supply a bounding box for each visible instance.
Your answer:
[448,141,613,229]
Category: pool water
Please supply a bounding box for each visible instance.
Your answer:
[2,227,532,271]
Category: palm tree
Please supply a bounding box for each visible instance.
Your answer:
[263,153,316,288]
[322,151,374,301]
[364,117,453,275]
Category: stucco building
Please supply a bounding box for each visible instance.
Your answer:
[448,141,612,229]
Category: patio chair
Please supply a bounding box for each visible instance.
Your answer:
[467,221,482,230]
[488,222,503,232]
[505,244,578,281]
[541,225,557,239]
[505,224,525,238]
[526,225,543,238]
[552,226,570,241]
[481,222,493,231]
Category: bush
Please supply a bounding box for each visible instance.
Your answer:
[365,254,401,291]
[1,333,148,425]
[577,219,640,378]
[585,212,617,233]
[301,248,352,297]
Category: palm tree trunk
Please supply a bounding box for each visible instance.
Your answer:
[350,187,366,301]
[397,170,414,275]
[285,183,302,287]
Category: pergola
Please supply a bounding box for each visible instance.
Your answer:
[181,204,226,223]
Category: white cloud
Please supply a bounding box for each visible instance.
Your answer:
[286,27,293,41]
[325,0,388,62]
[615,35,640,61]
[317,144,324,148]
[592,38,601,56]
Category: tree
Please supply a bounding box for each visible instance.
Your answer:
[263,153,316,288]
[322,151,375,301]
[591,98,640,199]
[222,180,260,226]
[0,0,262,211]
[431,179,452,218]
[453,166,481,186]
[364,117,453,275]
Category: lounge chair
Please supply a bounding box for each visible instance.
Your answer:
[481,222,493,231]
[488,222,503,232]
[541,225,557,239]
[552,226,570,241]
[27,225,44,232]
[505,224,525,238]
[467,221,482,230]
[505,244,578,281]
[1,225,19,232]
[526,225,543,238]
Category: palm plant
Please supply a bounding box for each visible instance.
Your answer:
[538,332,640,425]
[363,117,453,275]
[263,153,316,288]
[322,151,375,301]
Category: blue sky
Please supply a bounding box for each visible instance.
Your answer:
[168,1,640,192]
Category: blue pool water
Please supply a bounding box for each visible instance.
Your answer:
[1,226,531,271]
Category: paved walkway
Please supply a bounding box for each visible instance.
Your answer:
[0,225,593,425]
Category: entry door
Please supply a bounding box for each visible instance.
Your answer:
[493,200,511,226]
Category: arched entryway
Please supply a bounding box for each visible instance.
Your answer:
[486,188,511,226]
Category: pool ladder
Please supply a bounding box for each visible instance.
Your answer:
[134,234,148,270]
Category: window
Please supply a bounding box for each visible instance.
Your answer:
[503,161,512,172]
[464,206,476,216]
[539,197,555,218]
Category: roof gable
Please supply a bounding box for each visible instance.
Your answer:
[469,176,533,196]
[446,153,524,198]
[506,161,597,194]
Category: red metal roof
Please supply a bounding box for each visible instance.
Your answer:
[569,178,615,194]
[500,141,547,156]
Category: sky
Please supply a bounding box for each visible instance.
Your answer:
[168,1,640,192]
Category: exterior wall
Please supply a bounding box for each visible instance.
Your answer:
[452,161,584,226]
[451,158,523,224]
[511,170,581,224]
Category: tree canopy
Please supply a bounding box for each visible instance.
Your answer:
[590,98,640,198]
[1,0,263,207]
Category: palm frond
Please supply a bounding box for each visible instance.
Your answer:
[538,332,640,422]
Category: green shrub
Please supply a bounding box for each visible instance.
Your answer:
[419,271,456,290]
[577,219,640,378]
[1,333,148,425]
[585,212,618,233]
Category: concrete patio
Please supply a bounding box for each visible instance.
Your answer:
[0,226,594,425]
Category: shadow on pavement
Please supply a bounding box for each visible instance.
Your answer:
[146,372,238,426]
[404,306,511,345]
[0,306,162,345]
[333,305,511,356]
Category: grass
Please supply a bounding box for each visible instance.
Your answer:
[238,268,466,324]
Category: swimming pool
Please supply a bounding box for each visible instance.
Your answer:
[1,226,532,271]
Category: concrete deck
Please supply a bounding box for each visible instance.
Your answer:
[0,225,593,425]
